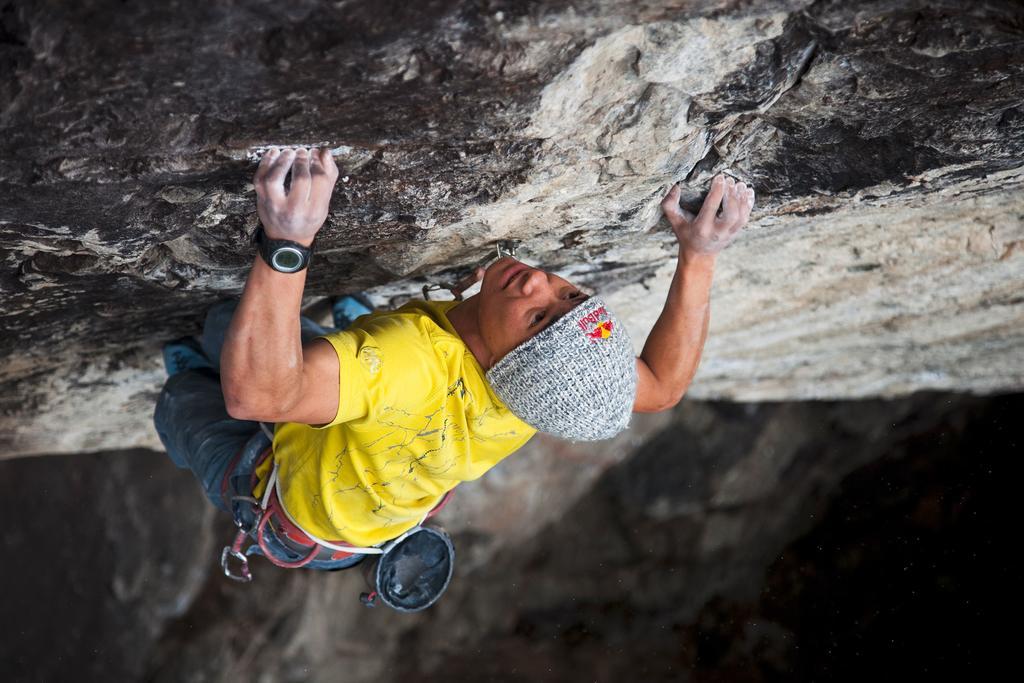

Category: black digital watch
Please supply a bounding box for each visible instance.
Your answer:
[252,226,313,273]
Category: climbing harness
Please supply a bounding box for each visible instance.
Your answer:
[220,454,454,579]
[221,459,377,581]
[218,423,457,608]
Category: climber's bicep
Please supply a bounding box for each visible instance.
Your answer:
[264,338,342,427]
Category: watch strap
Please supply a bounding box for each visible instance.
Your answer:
[253,226,313,273]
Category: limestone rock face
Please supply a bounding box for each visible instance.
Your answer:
[1,0,1023,456]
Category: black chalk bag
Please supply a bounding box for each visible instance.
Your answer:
[359,526,455,612]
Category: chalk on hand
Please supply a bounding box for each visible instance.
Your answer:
[673,169,755,216]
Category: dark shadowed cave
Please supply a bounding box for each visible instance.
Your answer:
[1,392,1017,681]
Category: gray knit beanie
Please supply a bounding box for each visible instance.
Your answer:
[485,295,638,441]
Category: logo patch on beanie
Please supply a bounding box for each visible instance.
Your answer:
[585,320,614,341]
[577,305,612,342]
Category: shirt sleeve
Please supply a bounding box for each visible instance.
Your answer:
[313,314,441,429]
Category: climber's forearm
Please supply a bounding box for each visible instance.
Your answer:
[638,248,715,408]
[220,254,308,419]
[218,146,338,420]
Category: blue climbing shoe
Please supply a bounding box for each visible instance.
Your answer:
[162,336,213,377]
[332,293,375,330]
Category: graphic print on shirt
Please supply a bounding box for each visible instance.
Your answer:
[317,377,508,530]
[468,404,522,442]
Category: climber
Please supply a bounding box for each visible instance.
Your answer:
[153,145,754,583]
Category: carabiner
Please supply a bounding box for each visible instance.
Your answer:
[495,240,519,259]
[422,282,462,301]
[221,546,253,582]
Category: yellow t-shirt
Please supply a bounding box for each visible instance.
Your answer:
[253,299,536,547]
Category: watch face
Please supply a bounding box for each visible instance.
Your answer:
[271,246,305,272]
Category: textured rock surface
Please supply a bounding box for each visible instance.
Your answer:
[1,0,1023,456]
[3,393,1014,680]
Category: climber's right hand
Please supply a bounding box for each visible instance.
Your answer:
[253,146,339,247]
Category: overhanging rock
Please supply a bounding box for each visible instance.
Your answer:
[1,0,1022,457]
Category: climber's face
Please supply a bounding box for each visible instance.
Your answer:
[476,256,590,366]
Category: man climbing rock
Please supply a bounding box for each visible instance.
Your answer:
[154,145,754,583]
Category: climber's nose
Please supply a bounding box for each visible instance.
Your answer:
[515,267,551,298]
